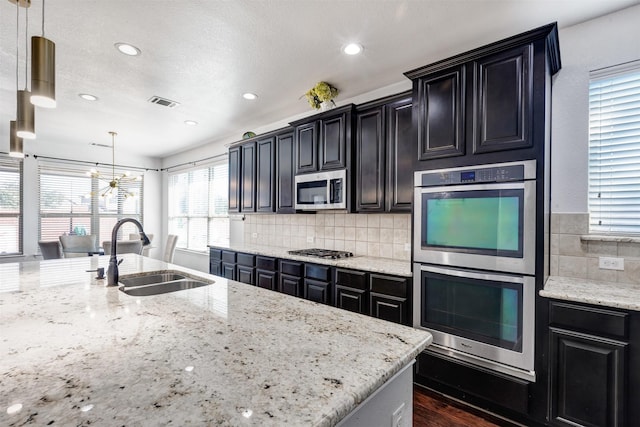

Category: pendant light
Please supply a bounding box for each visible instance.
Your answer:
[31,0,55,108]
[9,121,24,158]
[15,0,36,139]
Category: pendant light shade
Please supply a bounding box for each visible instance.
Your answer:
[9,121,24,158]
[16,90,36,139]
[31,36,56,108]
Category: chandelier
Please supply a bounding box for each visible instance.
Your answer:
[87,131,141,198]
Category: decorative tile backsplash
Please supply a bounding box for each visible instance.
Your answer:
[551,213,640,284]
[243,213,412,261]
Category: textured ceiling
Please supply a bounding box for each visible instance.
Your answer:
[1,0,638,159]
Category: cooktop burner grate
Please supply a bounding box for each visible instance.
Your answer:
[287,248,354,259]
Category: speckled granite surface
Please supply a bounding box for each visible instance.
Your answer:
[0,255,431,426]
[541,276,640,311]
[208,244,412,277]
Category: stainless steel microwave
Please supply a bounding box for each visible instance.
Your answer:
[295,169,346,210]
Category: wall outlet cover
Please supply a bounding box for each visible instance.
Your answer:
[306,236,314,243]
[598,256,624,271]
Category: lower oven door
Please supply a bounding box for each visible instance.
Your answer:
[413,263,535,381]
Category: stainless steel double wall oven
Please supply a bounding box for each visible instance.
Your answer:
[413,159,537,380]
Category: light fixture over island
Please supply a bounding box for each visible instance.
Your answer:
[0,255,431,426]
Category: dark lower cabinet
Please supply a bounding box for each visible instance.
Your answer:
[209,248,222,276]
[237,265,255,285]
[370,293,406,325]
[304,278,332,305]
[280,273,303,297]
[256,255,278,290]
[369,273,409,325]
[548,301,630,427]
[222,262,235,280]
[335,268,368,315]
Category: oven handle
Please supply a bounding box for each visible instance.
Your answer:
[415,264,529,284]
[416,181,526,193]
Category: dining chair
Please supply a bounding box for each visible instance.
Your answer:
[163,234,179,263]
[129,233,153,256]
[102,240,143,256]
[38,240,63,260]
[59,235,99,258]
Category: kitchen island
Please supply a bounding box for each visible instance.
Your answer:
[0,255,431,426]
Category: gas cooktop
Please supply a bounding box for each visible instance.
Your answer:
[287,248,354,259]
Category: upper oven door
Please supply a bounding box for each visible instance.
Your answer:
[414,180,536,275]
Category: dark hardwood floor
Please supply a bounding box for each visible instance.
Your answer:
[414,385,521,427]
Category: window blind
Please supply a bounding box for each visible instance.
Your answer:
[588,61,640,234]
[168,162,229,251]
[0,156,23,256]
[38,160,144,245]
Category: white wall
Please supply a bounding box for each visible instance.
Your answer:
[551,4,640,213]
[4,139,162,262]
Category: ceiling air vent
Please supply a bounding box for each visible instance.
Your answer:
[90,142,112,148]
[148,96,180,108]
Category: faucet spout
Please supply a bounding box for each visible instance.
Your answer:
[107,218,150,287]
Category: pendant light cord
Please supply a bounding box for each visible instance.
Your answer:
[42,0,45,37]
[15,2,19,93]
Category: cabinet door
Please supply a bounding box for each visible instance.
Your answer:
[415,65,465,160]
[304,278,332,305]
[549,328,627,427]
[228,146,241,213]
[237,265,255,285]
[295,122,318,174]
[256,136,276,213]
[241,142,256,212]
[280,273,303,297]
[256,269,278,291]
[370,293,407,325]
[335,286,368,315]
[209,261,222,276]
[276,130,295,213]
[355,107,385,212]
[222,262,236,280]
[319,113,348,170]
[472,44,533,154]
[386,97,413,212]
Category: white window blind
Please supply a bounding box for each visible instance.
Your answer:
[39,160,144,245]
[0,156,23,256]
[589,60,640,234]
[168,162,229,251]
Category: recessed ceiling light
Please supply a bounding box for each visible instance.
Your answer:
[184,120,198,126]
[79,93,98,101]
[343,43,363,55]
[243,93,258,100]
[115,42,141,56]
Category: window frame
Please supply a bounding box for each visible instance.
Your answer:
[0,156,23,257]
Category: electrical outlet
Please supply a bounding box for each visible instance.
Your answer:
[251,232,258,239]
[404,243,411,252]
[306,236,314,243]
[599,256,624,271]
[391,402,405,427]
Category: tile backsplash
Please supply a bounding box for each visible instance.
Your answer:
[551,213,640,284]
[242,213,411,261]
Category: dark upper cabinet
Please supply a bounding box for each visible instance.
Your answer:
[472,44,533,154]
[256,136,276,213]
[295,122,317,174]
[386,96,414,211]
[228,146,241,213]
[414,66,466,160]
[276,130,295,213]
[241,142,256,212]
[291,104,354,174]
[404,22,560,167]
[355,93,413,213]
[355,107,385,211]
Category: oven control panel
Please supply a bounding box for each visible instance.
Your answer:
[417,162,532,187]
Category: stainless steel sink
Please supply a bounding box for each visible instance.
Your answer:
[118,270,213,296]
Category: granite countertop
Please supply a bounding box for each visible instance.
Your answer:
[0,255,431,426]
[208,244,413,277]
[541,276,640,311]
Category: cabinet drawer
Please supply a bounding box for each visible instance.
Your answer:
[549,301,628,340]
[237,252,255,267]
[370,274,408,298]
[222,250,236,263]
[335,268,367,290]
[280,260,303,276]
[209,248,222,260]
[305,263,332,281]
[256,256,277,271]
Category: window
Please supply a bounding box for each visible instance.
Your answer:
[589,60,640,234]
[168,162,229,251]
[0,156,23,256]
[38,161,144,245]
